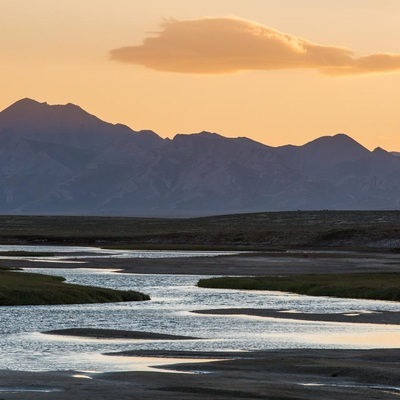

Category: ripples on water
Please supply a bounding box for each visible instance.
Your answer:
[0,247,400,372]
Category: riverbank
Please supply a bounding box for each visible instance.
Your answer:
[43,328,200,340]
[2,249,400,276]
[1,233,399,399]
[0,269,150,305]
[1,348,399,399]
[192,308,400,325]
[197,273,400,301]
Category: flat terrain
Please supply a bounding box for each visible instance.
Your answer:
[193,308,400,324]
[1,212,400,399]
[1,210,400,249]
[44,328,199,340]
[1,349,399,399]
[3,249,400,277]
[0,269,150,305]
[197,273,400,301]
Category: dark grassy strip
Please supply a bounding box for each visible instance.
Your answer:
[0,251,55,257]
[1,211,400,250]
[45,328,199,340]
[197,274,400,302]
[0,270,150,306]
[103,244,273,252]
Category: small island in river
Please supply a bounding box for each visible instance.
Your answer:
[44,328,199,340]
[0,268,150,306]
[198,273,400,302]
[1,212,400,399]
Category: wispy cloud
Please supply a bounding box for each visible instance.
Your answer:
[110,17,400,76]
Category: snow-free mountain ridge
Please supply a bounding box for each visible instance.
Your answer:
[1,98,400,216]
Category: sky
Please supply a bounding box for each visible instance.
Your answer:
[1,0,400,150]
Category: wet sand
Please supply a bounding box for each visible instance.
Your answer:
[192,308,400,325]
[3,249,400,276]
[43,328,200,340]
[1,249,400,399]
[1,349,399,399]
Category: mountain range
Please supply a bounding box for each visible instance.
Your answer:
[1,98,400,216]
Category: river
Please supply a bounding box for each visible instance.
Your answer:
[1,246,399,372]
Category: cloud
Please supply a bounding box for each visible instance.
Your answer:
[110,17,400,76]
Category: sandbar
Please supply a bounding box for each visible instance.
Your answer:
[43,328,200,340]
[1,349,399,399]
[192,308,400,325]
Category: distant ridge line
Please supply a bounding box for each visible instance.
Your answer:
[1,98,400,216]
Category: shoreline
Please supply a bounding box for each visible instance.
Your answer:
[192,308,400,325]
[43,328,200,340]
[2,248,400,276]
[1,245,400,398]
[1,348,399,399]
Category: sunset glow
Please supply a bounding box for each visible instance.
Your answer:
[2,0,400,150]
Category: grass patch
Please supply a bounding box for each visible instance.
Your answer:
[197,274,400,302]
[0,266,21,271]
[0,270,150,306]
[0,251,55,257]
[102,244,277,252]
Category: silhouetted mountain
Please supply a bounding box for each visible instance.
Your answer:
[1,98,400,216]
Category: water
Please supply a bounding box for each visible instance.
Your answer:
[0,244,240,262]
[1,247,400,372]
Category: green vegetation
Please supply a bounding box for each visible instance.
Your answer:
[0,266,21,271]
[0,251,55,257]
[0,270,150,306]
[197,273,400,302]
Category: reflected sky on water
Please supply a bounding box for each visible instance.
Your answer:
[0,248,399,372]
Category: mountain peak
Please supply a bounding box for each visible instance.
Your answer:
[332,133,353,140]
[1,97,400,215]
[0,98,93,122]
[179,131,220,137]
[308,133,364,146]
[0,98,145,150]
[65,102,83,110]
[173,131,223,142]
[0,98,101,126]
[304,133,369,156]
[13,97,41,105]
[2,98,47,113]
[275,133,372,174]
[372,147,393,158]
[13,97,42,106]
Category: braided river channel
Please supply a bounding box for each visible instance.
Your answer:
[0,246,399,373]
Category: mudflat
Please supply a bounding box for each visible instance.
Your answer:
[1,213,400,399]
[1,349,399,399]
[43,328,200,340]
[3,249,400,277]
[192,308,400,324]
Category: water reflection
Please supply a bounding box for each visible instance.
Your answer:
[1,266,399,372]
[304,331,400,347]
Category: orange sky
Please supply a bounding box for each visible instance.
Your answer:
[1,0,400,150]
